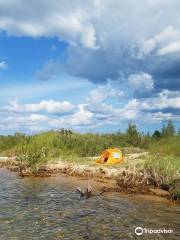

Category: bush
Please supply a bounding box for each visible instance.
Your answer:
[15,144,48,171]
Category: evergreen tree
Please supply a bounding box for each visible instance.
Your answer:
[161,120,175,137]
[152,130,161,138]
[166,120,175,136]
[126,123,141,146]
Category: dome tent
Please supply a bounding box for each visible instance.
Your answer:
[96,148,124,165]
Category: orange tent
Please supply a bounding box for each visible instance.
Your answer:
[96,148,124,165]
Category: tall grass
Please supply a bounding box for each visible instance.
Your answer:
[148,136,180,157]
[1,131,180,175]
[0,131,130,167]
[140,155,180,183]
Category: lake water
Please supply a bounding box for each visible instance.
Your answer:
[0,169,179,240]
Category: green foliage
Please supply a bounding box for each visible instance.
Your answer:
[0,133,29,153]
[152,130,161,138]
[161,120,176,137]
[0,121,179,168]
[0,130,129,166]
[15,144,48,170]
[126,124,141,146]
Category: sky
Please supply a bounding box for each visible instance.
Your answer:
[0,0,180,135]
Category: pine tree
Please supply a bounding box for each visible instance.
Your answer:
[153,130,161,138]
[166,120,175,136]
[161,120,175,137]
[126,123,141,146]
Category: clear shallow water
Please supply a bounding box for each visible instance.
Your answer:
[0,169,179,240]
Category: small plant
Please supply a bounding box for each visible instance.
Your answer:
[15,144,48,172]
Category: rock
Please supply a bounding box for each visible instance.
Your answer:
[150,188,170,197]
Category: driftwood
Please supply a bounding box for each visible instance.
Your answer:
[76,186,93,198]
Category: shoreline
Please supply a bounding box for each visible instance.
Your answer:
[0,157,179,203]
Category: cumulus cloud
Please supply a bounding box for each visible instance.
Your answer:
[149,112,174,122]
[87,82,124,103]
[27,114,49,122]
[49,104,95,128]
[85,88,180,124]
[140,90,180,110]
[0,111,50,133]
[1,0,180,89]
[70,104,94,126]
[1,88,180,133]
[139,26,180,57]
[158,40,180,55]
[4,100,74,114]
[0,1,180,132]
[128,72,154,91]
[0,0,98,49]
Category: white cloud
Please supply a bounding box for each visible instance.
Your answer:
[1,0,180,94]
[84,88,180,125]
[0,60,8,70]
[48,105,94,128]
[0,1,99,49]
[27,114,49,122]
[88,82,124,103]
[81,24,98,49]
[151,112,173,121]
[4,100,74,114]
[120,99,140,120]
[158,40,180,55]
[154,25,179,44]
[139,39,156,57]
[0,0,180,52]
[15,114,49,125]
[1,88,180,133]
[0,111,50,133]
[140,90,180,110]
[139,25,180,57]
[159,89,180,98]
[128,72,154,91]
[70,104,94,126]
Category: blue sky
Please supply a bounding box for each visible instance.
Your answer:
[0,0,180,134]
